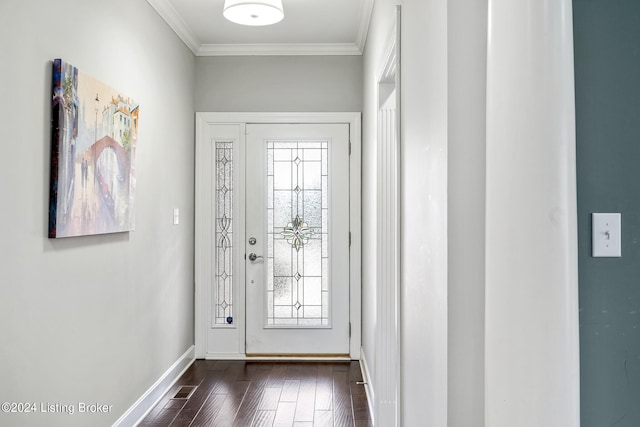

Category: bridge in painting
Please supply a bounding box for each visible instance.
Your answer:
[89,136,129,174]
[81,136,130,217]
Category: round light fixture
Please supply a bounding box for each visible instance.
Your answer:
[223,0,284,26]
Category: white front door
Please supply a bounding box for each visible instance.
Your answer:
[245,123,351,355]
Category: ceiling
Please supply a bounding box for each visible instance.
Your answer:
[146,0,375,56]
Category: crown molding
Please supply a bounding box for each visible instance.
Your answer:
[356,0,375,53]
[197,43,362,56]
[147,0,373,56]
[146,0,200,55]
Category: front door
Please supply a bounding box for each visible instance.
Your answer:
[245,123,350,355]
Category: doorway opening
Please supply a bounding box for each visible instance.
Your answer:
[194,113,361,361]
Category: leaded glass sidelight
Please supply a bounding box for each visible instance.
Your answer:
[215,142,233,325]
[266,141,329,327]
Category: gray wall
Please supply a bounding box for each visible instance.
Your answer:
[0,1,196,426]
[574,1,640,426]
[195,56,362,112]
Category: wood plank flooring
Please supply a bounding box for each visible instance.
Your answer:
[138,360,373,427]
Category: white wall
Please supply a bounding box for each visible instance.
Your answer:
[365,1,578,425]
[364,1,490,425]
[0,1,196,426]
[400,0,449,425]
[195,56,362,112]
[361,0,399,403]
[485,1,580,425]
[363,0,449,425]
[448,0,487,425]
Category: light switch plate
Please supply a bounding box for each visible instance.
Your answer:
[173,208,180,225]
[592,213,621,257]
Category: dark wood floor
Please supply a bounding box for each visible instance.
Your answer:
[138,360,373,427]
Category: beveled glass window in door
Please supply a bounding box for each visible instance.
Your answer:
[267,140,329,327]
[215,141,233,325]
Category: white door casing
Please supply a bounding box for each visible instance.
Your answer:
[195,113,361,360]
[375,7,401,426]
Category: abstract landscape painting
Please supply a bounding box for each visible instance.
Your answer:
[49,59,140,238]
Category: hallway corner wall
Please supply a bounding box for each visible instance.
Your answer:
[399,0,449,425]
[0,1,196,426]
[447,0,488,426]
[485,1,580,425]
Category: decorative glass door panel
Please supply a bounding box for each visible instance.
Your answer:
[267,141,329,327]
[245,124,350,355]
[215,142,234,325]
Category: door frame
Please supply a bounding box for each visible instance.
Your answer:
[375,9,401,425]
[195,112,362,360]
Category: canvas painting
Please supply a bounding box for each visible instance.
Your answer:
[49,59,139,238]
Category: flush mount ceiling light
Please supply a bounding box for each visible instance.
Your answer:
[223,0,284,26]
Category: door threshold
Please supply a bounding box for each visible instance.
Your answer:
[203,353,352,361]
[246,353,352,361]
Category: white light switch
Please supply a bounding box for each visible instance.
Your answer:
[173,208,180,225]
[592,213,621,257]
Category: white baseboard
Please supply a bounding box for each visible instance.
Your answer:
[112,345,195,427]
[360,347,375,425]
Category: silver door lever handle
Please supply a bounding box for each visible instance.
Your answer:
[248,253,263,261]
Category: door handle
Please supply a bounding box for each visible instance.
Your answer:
[248,253,263,261]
